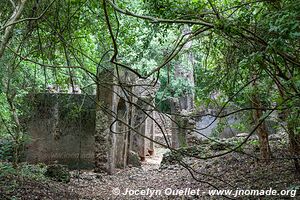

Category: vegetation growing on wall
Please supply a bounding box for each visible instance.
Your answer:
[0,0,300,198]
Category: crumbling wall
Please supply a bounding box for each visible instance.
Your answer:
[153,112,172,148]
[130,78,160,159]
[94,69,133,173]
[169,27,196,148]
[25,69,166,173]
[25,93,95,169]
[94,69,116,173]
[114,97,129,168]
[169,97,197,148]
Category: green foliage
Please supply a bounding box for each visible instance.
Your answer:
[19,163,47,181]
[211,118,226,138]
[231,122,248,133]
[45,164,71,183]
[0,0,300,172]
[249,139,260,149]
[0,162,17,177]
[209,142,228,151]
[0,162,47,181]
[228,138,244,153]
[0,94,11,137]
[143,0,208,19]
[0,139,14,162]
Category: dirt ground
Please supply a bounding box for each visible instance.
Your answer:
[1,140,300,200]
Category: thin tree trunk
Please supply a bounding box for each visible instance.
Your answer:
[252,95,271,161]
[287,121,300,173]
[0,0,28,58]
[251,75,271,161]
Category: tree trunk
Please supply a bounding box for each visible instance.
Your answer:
[287,121,300,173]
[252,96,271,161]
[0,0,28,58]
[276,83,300,173]
[251,76,271,161]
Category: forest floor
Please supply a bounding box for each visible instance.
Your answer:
[1,138,300,200]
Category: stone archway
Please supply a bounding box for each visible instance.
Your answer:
[114,98,128,168]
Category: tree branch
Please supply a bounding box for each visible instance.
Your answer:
[0,0,28,58]
[106,0,214,27]
[0,0,57,32]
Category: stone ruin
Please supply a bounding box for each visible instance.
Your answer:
[24,68,173,173]
[25,93,95,169]
[92,69,163,174]
[24,66,201,173]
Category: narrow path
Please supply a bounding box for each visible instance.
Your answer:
[141,147,169,171]
[2,142,299,199]
[66,142,299,200]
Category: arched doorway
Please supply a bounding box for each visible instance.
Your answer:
[114,98,128,168]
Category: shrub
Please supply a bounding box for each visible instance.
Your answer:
[0,139,14,162]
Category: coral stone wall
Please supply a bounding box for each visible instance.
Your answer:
[25,93,95,169]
